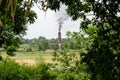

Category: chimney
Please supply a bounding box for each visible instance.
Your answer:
[58,31,61,48]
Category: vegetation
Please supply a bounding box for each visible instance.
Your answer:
[0,0,37,56]
[44,0,120,79]
[21,36,76,51]
[0,58,57,80]
[0,0,120,80]
[0,51,90,80]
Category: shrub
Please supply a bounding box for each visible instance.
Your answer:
[51,51,91,80]
[0,56,3,61]
[28,63,57,80]
[0,58,30,80]
[0,58,57,80]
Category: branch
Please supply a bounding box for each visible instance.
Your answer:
[0,0,2,6]
[0,19,3,27]
[103,0,120,25]
[10,0,15,23]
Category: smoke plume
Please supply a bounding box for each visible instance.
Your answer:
[55,5,68,32]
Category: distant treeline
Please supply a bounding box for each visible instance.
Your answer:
[20,36,76,52]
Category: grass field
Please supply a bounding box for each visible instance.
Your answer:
[0,50,79,66]
[0,51,53,65]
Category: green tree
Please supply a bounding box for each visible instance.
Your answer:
[48,39,58,50]
[38,37,49,51]
[43,0,120,79]
[30,37,49,51]
[0,0,37,56]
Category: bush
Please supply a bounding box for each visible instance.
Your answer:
[51,51,91,80]
[0,58,57,80]
[0,58,30,80]
[36,64,57,80]
[26,47,32,52]
[0,56,3,61]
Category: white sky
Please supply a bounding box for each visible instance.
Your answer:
[24,5,80,39]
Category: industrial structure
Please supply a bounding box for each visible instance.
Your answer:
[57,21,62,49]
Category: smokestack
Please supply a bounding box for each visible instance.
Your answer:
[56,5,68,49]
[58,31,61,48]
[58,23,62,48]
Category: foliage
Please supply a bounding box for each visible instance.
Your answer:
[26,47,32,52]
[1,0,120,79]
[0,58,30,80]
[49,30,92,80]
[22,36,76,51]
[51,50,91,80]
[30,37,49,51]
[43,0,120,79]
[0,58,57,80]
[48,39,59,50]
[0,55,3,61]
[0,0,37,56]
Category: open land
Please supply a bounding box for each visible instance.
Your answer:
[0,51,53,65]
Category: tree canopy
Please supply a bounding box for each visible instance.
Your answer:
[0,0,37,55]
[0,0,120,79]
[44,0,120,79]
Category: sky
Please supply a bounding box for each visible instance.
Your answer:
[24,5,80,39]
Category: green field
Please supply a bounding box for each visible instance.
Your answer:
[0,51,53,65]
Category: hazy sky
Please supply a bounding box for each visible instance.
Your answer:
[24,5,80,39]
